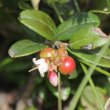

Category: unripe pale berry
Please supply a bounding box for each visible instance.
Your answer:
[40,47,57,60]
[53,46,68,66]
[58,56,76,75]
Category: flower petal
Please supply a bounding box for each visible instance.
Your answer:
[32,58,49,77]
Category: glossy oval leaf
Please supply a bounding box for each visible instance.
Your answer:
[8,39,47,58]
[55,12,100,41]
[67,48,110,68]
[19,10,56,41]
[69,24,109,50]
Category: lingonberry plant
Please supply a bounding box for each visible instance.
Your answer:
[8,0,110,110]
[30,46,76,86]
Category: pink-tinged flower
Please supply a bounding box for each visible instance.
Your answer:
[48,71,58,87]
[32,58,49,77]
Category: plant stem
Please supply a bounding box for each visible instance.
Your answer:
[73,0,80,13]
[68,40,110,110]
[58,72,62,110]
[81,63,104,110]
[51,1,64,23]
[31,0,40,10]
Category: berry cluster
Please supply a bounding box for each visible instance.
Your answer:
[31,46,76,87]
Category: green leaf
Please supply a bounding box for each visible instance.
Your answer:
[55,12,100,41]
[0,57,13,68]
[68,70,78,79]
[18,0,32,10]
[8,39,47,58]
[69,24,109,50]
[19,10,56,41]
[80,86,106,110]
[67,47,110,68]
[96,47,110,60]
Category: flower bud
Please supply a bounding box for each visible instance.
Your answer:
[48,71,58,87]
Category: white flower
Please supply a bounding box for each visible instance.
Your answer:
[32,58,49,77]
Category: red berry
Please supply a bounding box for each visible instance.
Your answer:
[58,56,76,75]
[40,47,57,60]
[48,71,58,87]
